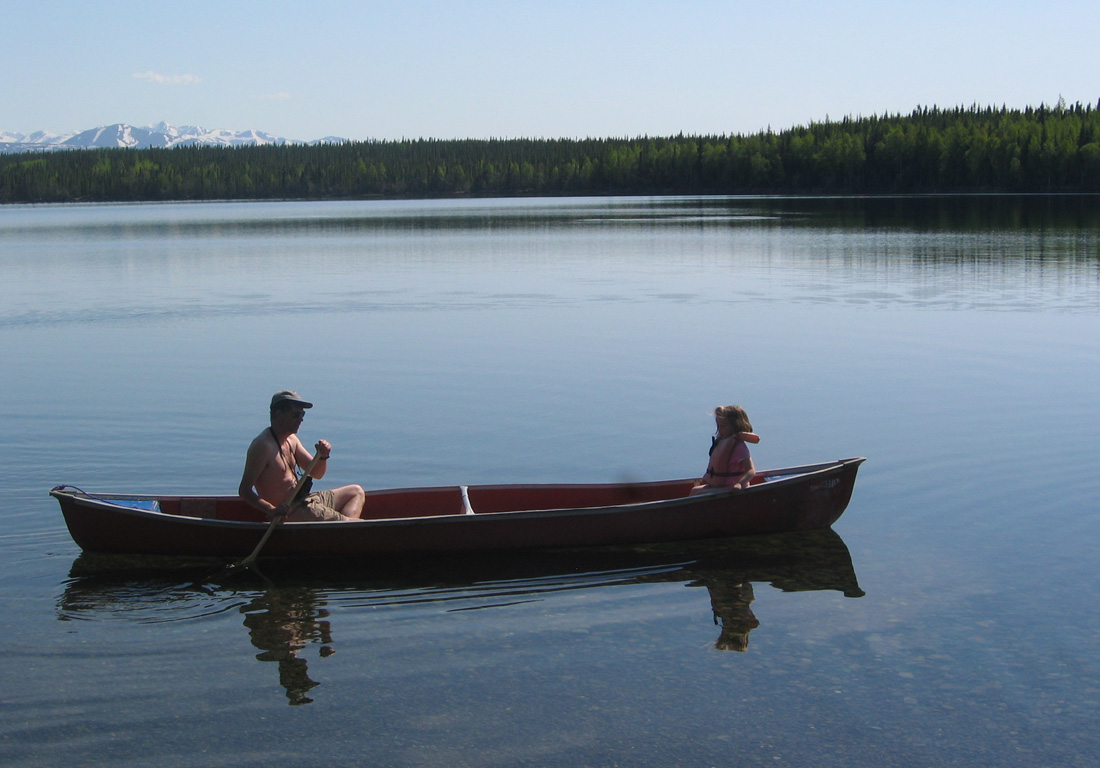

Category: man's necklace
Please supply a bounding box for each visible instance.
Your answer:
[269,427,297,477]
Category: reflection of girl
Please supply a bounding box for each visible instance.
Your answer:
[709,581,759,652]
[691,405,758,494]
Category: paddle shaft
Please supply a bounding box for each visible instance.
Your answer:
[237,454,322,568]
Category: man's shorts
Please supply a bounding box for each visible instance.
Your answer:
[286,489,345,521]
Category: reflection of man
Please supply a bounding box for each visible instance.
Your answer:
[239,390,366,521]
[241,588,336,706]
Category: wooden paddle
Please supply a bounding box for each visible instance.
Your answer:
[234,454,322,570]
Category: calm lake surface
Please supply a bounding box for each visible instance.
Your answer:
[2,195,1099,767]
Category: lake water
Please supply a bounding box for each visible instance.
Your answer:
[2,195,1099,767]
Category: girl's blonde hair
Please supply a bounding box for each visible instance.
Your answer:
[715,405,752,434]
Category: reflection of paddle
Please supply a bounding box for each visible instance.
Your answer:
[235,455,322,570]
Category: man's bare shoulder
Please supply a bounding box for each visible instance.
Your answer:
[247,428,278,457]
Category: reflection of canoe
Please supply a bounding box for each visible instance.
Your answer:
[51,458,865,560]
[60,528,864,617]
[59,528,865,698]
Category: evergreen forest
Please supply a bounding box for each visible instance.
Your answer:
[3,103,1100,204]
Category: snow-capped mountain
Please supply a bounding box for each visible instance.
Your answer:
[0,122,347,153]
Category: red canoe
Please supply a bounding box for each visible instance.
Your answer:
[51,457,865,559]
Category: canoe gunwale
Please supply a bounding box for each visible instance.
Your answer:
[50,457,864,529]
[51,457,866,557]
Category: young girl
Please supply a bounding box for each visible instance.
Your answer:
[691,405,758,494]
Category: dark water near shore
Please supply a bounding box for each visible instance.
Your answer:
[2,195,1099,767]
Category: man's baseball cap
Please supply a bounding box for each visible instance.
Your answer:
[270,390,313,409]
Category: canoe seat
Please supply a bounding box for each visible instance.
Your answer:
[180,498,218,519]
[157,497,262,522]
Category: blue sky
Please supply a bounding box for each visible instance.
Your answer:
[4,1,1098,141]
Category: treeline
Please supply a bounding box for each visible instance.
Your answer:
[3,103,1100,203]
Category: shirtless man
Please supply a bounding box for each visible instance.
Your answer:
[238,390,366,521]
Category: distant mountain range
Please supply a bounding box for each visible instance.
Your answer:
[0,122,348,154]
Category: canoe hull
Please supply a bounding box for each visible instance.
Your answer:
[51,458,865,559]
